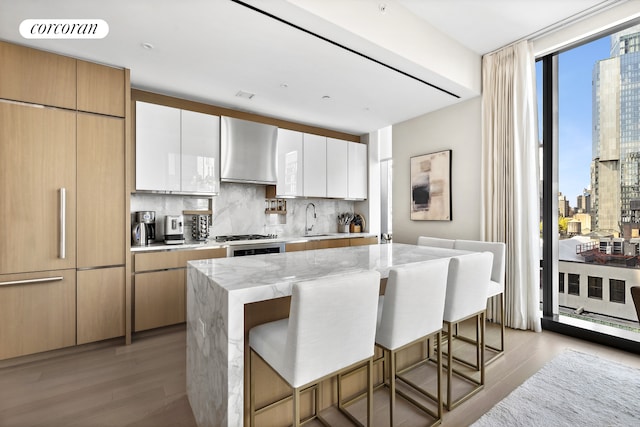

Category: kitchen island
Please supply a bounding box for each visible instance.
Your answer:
[186,243,469,427]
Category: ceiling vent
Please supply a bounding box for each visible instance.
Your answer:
[235,90,255,100]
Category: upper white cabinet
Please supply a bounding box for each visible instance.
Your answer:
[276,129,304,197]
[135,101,220,194]
[326,138,348,199]
[181,110,220,194]
[348,142,367,199]
[303,134,327,198]
[136,102,181,192]
[274,130,368,200]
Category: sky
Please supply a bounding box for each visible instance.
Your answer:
[536,36,611,207]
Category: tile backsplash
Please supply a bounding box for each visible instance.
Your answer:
[131,182,357,242]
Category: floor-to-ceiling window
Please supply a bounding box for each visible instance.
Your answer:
[539,22,640,349]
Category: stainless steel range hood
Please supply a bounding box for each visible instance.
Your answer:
[220,116,278,185]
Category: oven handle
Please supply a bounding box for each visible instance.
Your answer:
[228,243,286,257]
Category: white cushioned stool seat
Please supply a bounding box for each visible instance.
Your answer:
[417,236,456,249]
[453,239,506,363]
[249,269,381,426]
[442,252,493,410]
[375,259,450,426]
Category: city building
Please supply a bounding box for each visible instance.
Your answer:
[559,192,571,217]
[577,188,591,214]
[592,24,640,233]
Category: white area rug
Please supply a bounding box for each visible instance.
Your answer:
[472,349,640,427]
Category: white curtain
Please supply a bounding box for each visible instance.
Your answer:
[481,41,541,332]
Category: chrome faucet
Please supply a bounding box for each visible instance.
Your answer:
[305,203,316,235]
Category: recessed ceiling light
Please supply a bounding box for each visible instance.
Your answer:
[141,42,154,50]
[379,3,387,14]
[280,83,288,88]
[236,90,255,100]
[321,95,331,100]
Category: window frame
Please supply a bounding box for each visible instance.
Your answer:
[587,276,603,300]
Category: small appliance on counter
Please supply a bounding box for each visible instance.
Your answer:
[191,214,211,242]
[164,214,185,245]
[132,211,156,246]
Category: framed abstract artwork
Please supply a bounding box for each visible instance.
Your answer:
[410,149,452,221]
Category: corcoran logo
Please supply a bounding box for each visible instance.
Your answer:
[19,19,109,39]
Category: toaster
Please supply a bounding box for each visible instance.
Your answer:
[164,214,185,244]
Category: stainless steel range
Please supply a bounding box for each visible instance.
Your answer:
[216,234,285,257]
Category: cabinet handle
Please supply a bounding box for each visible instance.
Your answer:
[59,187,66,259]
[0,276,64,287]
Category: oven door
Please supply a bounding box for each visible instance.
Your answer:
[228,242,285,257]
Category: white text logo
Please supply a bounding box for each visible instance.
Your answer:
[20,19,109,39]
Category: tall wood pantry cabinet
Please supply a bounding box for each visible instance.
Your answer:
[0,40,129,360]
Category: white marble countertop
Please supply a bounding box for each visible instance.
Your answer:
[189,243,462,298]
[131,232,377,253]
[185,243,469,427]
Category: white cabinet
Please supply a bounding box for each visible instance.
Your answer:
[135,102,181,192]
[273,131,368,200]
[326,137,348,198]
[276,129,304,197]
[135,102,220,194]
[181,110,220,194]
[303,134,327,198]
[348,142,368,199]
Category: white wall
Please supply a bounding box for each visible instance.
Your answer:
[392,97,482,244]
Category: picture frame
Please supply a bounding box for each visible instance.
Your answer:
[410,149,452,221]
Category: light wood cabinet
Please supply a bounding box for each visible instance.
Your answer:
[77,114,125,268]
[135,269,185,332]
[350,236,378,246]
[0,40,76,109]
[0,40,131,354]
[77,267,125,344]
[134,248,226,272]
[285,237,377,252]
[307,238,350,250]
[133,248,226,331]
[0,269,76,360]
[77,60,125,117]
[0,102,76,275]
[285,242,307,252]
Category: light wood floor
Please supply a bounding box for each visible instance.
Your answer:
[1,324,639,427]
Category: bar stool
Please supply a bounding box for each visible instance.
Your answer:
[375,259,450,426]
[249,269,381,427]
[453,239,506,364]
[417,236,456,249]
[442,252,493,410]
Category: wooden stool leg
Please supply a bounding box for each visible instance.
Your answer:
[293,388,301,427]
[368,357,374,427]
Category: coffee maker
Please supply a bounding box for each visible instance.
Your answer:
[132,211,156,246]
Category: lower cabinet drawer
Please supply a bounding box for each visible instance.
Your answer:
[134,269,185,332]
[0,269,76,360]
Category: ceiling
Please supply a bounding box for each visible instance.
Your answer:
[0,0,618,135]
